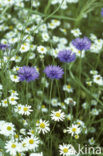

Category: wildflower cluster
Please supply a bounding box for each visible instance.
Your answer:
[0,0,103,156]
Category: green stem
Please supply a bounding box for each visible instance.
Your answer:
[76,51,82,118]
[56,80,61,102]
[44,0,52,14]
[26,83,28,105]
[49,80,53,115]
[64,64,67,98]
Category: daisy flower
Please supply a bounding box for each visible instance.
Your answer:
[63,84,73,93]
[67,124,81,136]
[5,140,19,156]
[20,43,30,53]
[88,137,95,145]
[1,98,8,107]
[93,74,103,86]
[50,110,65,122]
[9,95,19,105]
[0,122,15,136]
[15,104,33,116]
[37,45,47,54]
[36,119,50,134]
[71,28,82,37]
[24,136,40,151]
[59,144,77,156]
[10,74,19,83]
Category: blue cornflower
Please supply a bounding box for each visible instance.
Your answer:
[44,65,64,80]
[58,49,76,63]
[18,66,39,82]
[101,8,103,16]
[72,37,91,51]
[0,44,10,50]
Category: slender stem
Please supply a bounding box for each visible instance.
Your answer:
[26,82,28,105]
[44,0,52,14]
[49,80,53,116]
[50,122,56,156]
[64,64,67,98]
[48,80,53,156]
[56,80,61,102]
[76,51,82,118]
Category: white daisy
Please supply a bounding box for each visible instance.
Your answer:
[88,137,95,145]
[20,43,30,53]
[5,140,19,156]
[1,98,8,107]
[67,124,81,136]
[42,32,50,42]
[15,104,32,116]
[37,45,47,54]
[64,98,76,106]
[93,74,103,86]
[25,136,40,151]
[10,74,19,83]
[1,122,15,136]
[63,84,73,93]
[9,95,19,105]
[59,144,77,156]
[36,119,50,134]
[71,28,82,37]
[50,110,65,122]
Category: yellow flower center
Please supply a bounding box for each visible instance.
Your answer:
[63,148,68,153]
[54,20,58,23]
[18,107,21,110]
[75,135,79,139]
[11,144,16,148]
[50,23,54,26]
[61,102,64,106]
[72,128,77,132]
[40,123,45,128]
[11,98,15,101]
[14,75,17,79]
[41,48,44,51]
[16,68,19,71]
[29,139,34,144]
[30,45,33,48]
[12,90,15,93]
[27,36,30,39]
[27,27,30,31]
[4,101,7,104]
[67,85,71,89]
[42,105,45,108]
[31,130,35,134]
[15,134,19,138]
[21,46,25,50]
[55,112,60,117]
[23,43,27,46]
[77,122,80,125]
[9,26,13,29]
[7,126,12,131]
[16,56,19,59]
[23,107,28,112]
[67,117,70,120]
[96,77,100,80]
